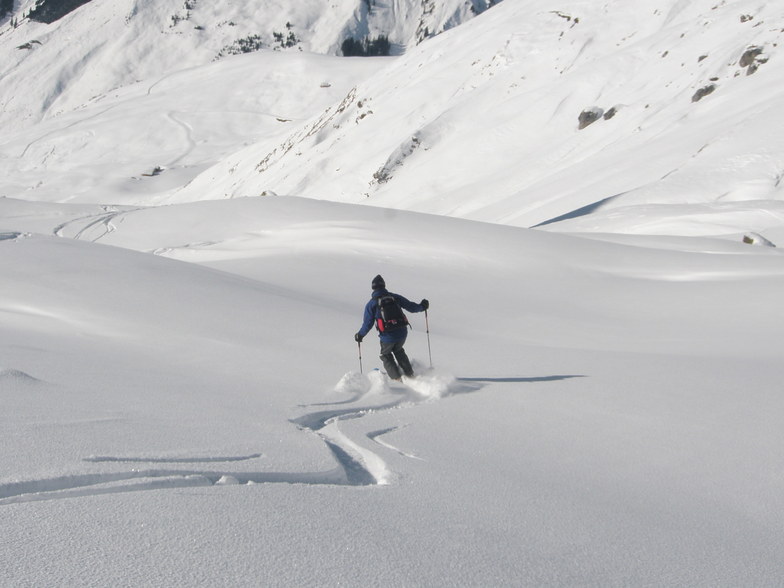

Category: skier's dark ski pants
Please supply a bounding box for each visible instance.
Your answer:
[379,338,413,380]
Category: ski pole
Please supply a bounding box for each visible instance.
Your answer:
[357,340,364,374]
[425,309,433,369]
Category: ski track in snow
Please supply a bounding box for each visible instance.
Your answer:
[83,453,264,464]
[165,111,197,167]
[291,369,480,486]
[53,206,137,241]
[368,426,425,461]
[0,232,28,241]
[18,106,118,159]
[0,467,348,506]
[0,370,479,504]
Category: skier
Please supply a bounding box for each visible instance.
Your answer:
[354,275,429,380]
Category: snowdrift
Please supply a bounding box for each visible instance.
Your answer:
[3,197,784,585]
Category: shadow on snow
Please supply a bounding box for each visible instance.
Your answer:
[457,375,585,384]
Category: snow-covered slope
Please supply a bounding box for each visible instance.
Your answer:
[0,49,385,204]
[3,195,784,585]
[0,0,495,130]
[4,1,784,585]
[184,0,784,237]
[3,0,783,240]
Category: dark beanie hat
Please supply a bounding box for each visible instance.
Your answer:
[372,275,385,290]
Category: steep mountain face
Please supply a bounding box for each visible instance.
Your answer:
[0,0,498,131]
[172,0,784,236]
[1,0,783,240]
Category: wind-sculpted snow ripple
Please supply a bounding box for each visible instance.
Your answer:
[0,367,42,384]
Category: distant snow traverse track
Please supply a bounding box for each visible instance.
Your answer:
[0,370,469,504]
[53,206,138,241]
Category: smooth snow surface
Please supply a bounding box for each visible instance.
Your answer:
[2,0,784,586]
[3,196,784,586]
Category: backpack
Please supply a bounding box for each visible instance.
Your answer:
[375,294,409,332]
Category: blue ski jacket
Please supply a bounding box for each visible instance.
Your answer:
[358,289,426,343]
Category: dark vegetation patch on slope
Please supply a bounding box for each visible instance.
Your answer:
[27,0,92,24]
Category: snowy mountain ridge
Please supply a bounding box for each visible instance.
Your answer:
[188,0,784,238]
[2,0,783,241]
[0,0,496,130]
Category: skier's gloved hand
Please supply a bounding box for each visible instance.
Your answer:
[354,333,364,343]
[420,299,429,310]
